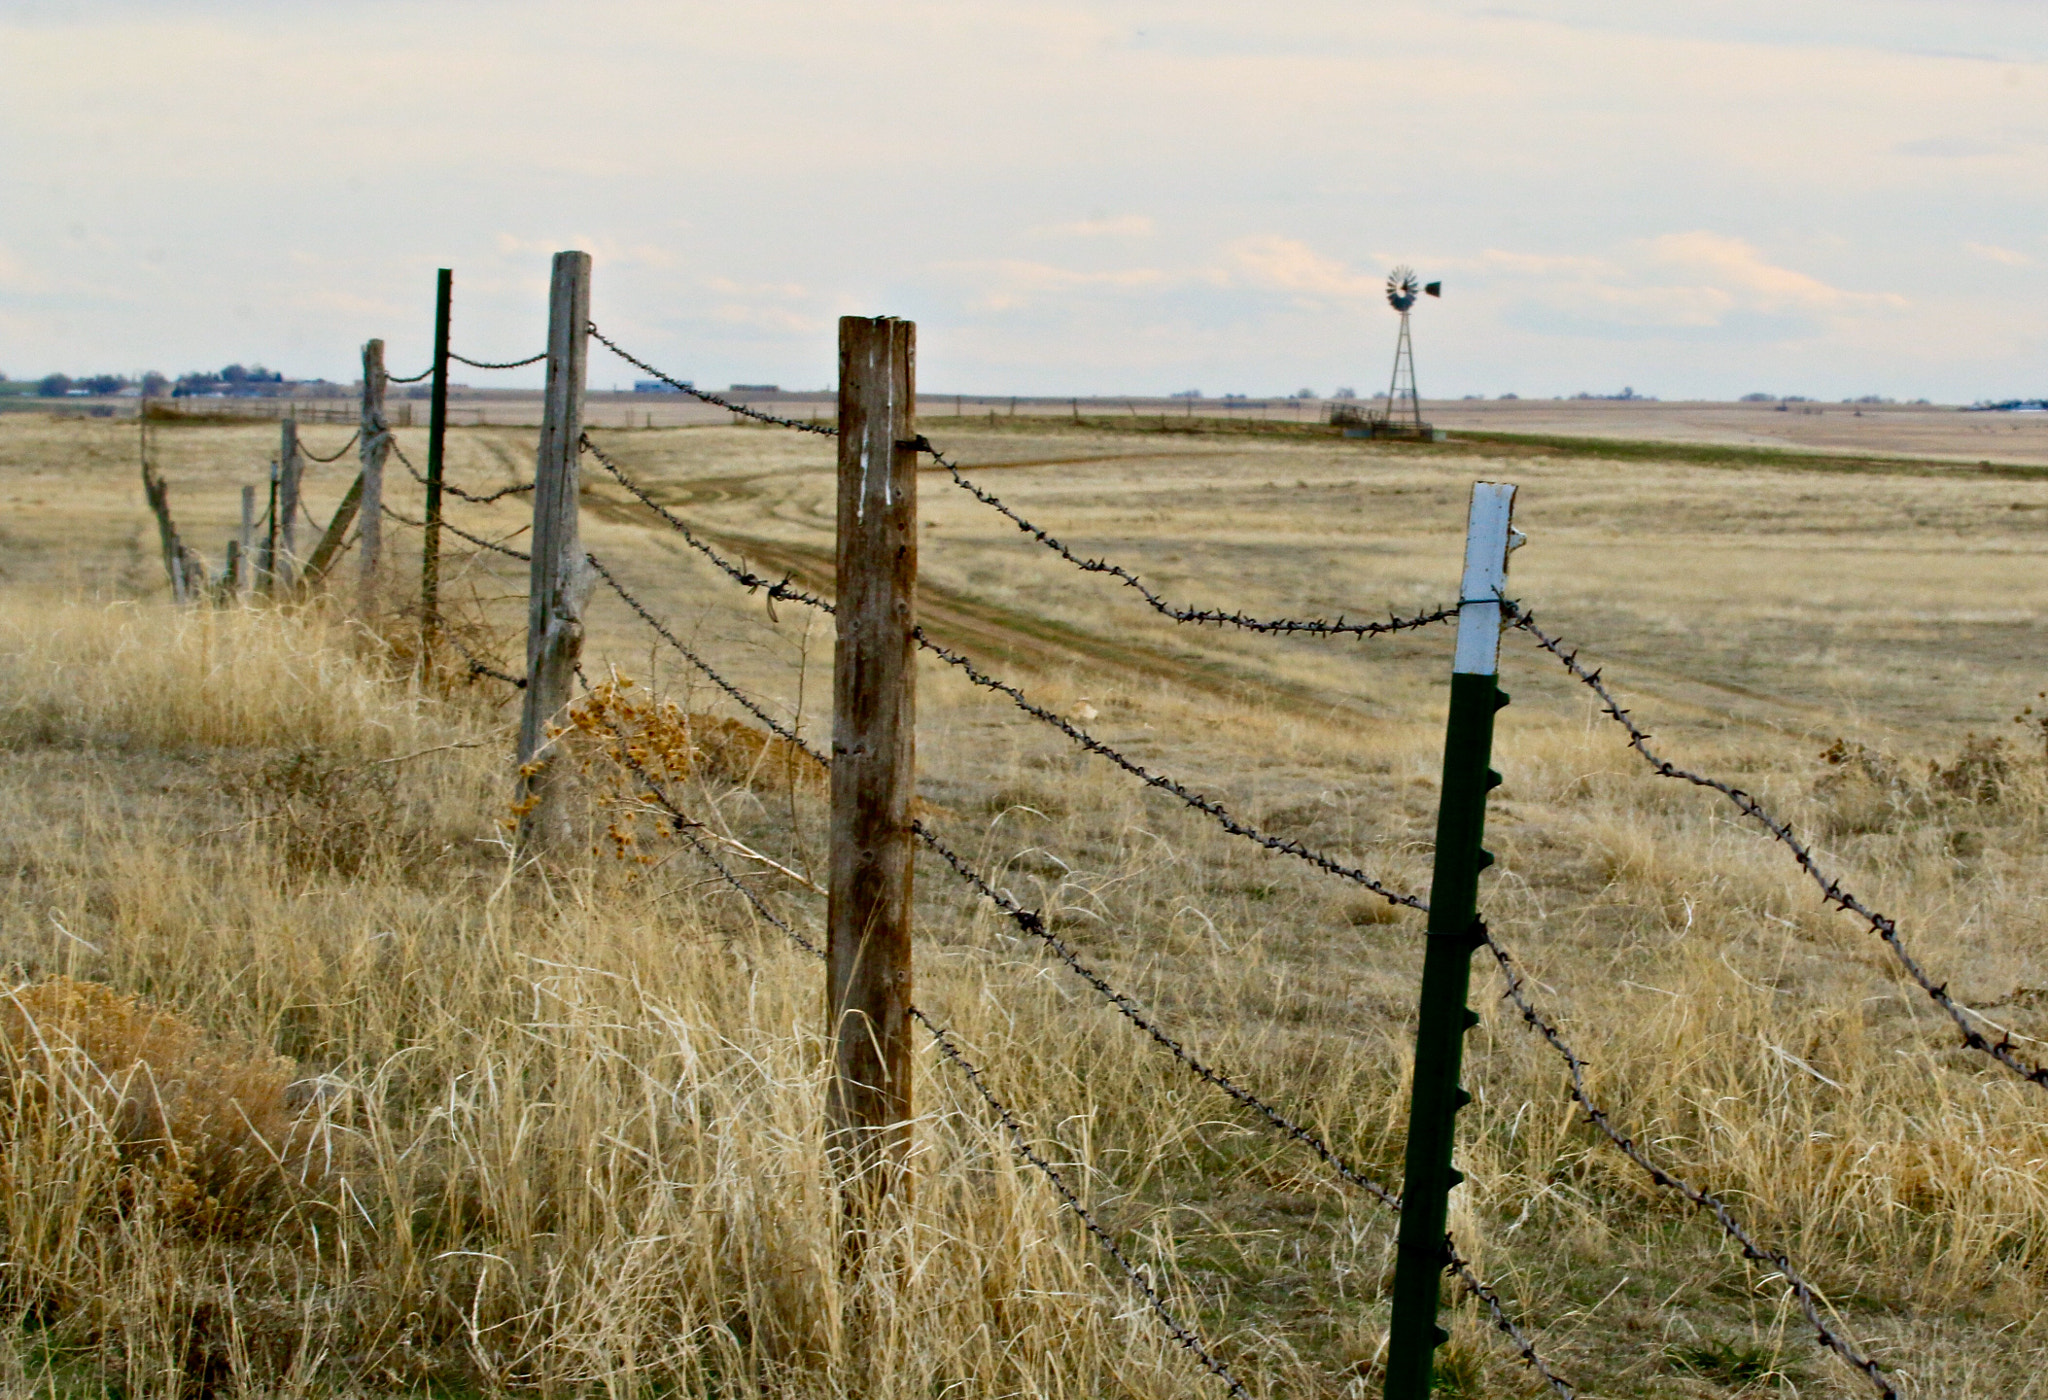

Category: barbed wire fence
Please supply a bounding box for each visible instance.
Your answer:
[143,293,1976,1400]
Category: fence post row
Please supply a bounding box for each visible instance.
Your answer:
[515,250,593,854]
[1384,481,1520,1399]
[358,337,390,606]
[826,315,920,1220]
[277,420,301,587]
[420,267,453,655]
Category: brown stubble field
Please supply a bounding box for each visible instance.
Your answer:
[0,407,2045,1397]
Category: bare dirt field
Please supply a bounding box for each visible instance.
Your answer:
[0,408,2044,1397]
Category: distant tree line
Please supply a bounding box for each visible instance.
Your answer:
[0,364,330,398]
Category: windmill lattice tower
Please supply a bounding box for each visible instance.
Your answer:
[1375,266,1440,434]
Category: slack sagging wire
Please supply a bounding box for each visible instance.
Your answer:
[586,323,838,436]
[442,631,525,690]
[298,431,361,464]
[1482,925,1895,1398]
[912,628,1426,911]
[386,365,434,384]
[380,503,531,562]
[1514,606,2048,1095]
[391,440,535,504]
[584,551,828,768]
[911,436,1461,640]
[451,350,547,370]
[580,433,836,612]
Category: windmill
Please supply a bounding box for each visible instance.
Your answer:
[1374,266,1441,434]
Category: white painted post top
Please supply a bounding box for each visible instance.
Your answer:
[1452,481,1520,676]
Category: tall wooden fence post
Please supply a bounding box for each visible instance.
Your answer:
[420,268,453,657]
[237,485,255,595]
[1384,480,1520,1400]
[358,338,390,610]
[277,420,302,587]
[515,251,592,854]
[827,315,919,1221]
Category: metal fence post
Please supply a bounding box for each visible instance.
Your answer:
[827,315,919,1224]
[421,268,452,655]
[277,420,302,587]
[1384,480,1520,1398]
[515,251,592,855]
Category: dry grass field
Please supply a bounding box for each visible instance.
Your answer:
[0,408,2045,1398]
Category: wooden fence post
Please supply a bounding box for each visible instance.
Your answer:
[420,268,453,655]
[259,461,280,595]
[515,250,592,854]
[827,315,919,1219]
[237,485,255,594]
[277,420,302,587]
[358,338,390,610]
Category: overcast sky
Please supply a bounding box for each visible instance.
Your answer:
[3,1,2044,400]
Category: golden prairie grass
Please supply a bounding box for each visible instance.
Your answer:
[2,412,2047,1396]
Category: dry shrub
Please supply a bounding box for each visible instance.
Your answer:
[0,978,316,1243]
[567,673,826,859]
[233,746,401,876]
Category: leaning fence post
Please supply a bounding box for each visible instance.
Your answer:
[358,337,390,610]
[827,315,919,1223]
[514,250,593,854]
[277,420,302,587]
[1384,480,1520,1399]
[420,268,453,657]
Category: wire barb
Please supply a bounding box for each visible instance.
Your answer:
[912,628,1427,910]
[580,434,837,612]
[911,437,1460,639]
[584,552,829,767]
[1481,923,1895,1398]
[1514,606,2048,1094]
[586,324,838,435]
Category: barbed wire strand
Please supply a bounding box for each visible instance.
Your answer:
[442,630,525,689]
[386,366,434,384]
[380,503,531,561]
[451,350,547,370]
[586,324,838,436]
[584,552,828,766]
[580,434,837,611]
[911,628,1426,911]
[297,431,362,464]
[910,436,1460,640]
[1444,1241,1577,1400]
[1482,924,1896,1398]
[392,439,535,504]
[1513,606,2048,1093]
[595,722,1259,1398]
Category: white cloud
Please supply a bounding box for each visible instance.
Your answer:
[1966,241,2034,266]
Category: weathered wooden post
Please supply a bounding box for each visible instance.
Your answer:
[358,338,390,610]
[236,485,255,594]
[827,316,919,1221]
[1384,481,1520,1400]
[258,461,280,595]
[277,420,302,587]
[420,268,453,655]
[514,251,592,854]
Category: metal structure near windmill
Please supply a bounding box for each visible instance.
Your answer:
[1334,266,1444,440]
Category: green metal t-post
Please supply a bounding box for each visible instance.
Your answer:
[1385,481,1520,1399]
[420,268,452,655]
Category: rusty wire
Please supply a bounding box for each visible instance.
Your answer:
[1513,606,2048,1094]
[451,350,547,370]
[584,552,828,766]
[586,324,838,436]
[1481,923,1895,1397]
[297,431,361,463]
[910,436,1460,640]
[441,630,525,690]
[912,628,1427,910]
[379,502,531,561]
[392,440,535,504]
[581,434,837,612]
